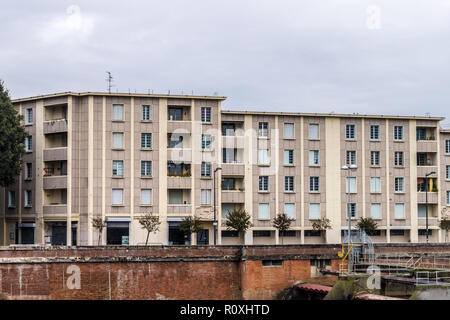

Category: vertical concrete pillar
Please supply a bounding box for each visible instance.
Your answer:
[386,120,391,243]
[87,96,94,245]
[66,96,73,245]
[325,117,341,244]
[300,117,305,244]
[158,98,168,245]
[35,100,44,244]
[409,120,418,243]
[244,115,253,245]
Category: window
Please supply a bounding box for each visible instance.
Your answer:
[141,105,152,121]
[418,229,432,236]
[141,189,152,205]
[347,203,356,219]
[258,122,268,137]
[258,203,269,220]
[25,163,32,180]
[112,189,123,205]
[285,176,294,192]
[370,177,381,193]
[305,230,321,237]
[254,231,271,237]
[201,107,211,123]
[141,133,152,149]
[418,204,427,218]
[346,151,356,165]
[284,150,294,165]
[258,149,269,165]
[447,191,450,206]
[112,160,124,176]
[222,148,236,163]
[416,128,426,140]
[370,125,379,140]
[309,150,320,166]
[309,203,320,220]
[390,229,404,236]
[394,203,405,219]
[201,189,211,205]
[222,178,235,190]
[261,259,283,266]
[25,136,32,152]
[259,176,269,191]
[280,230,296,237]
[169,107,183,121]
[310,177,319,192]
[24,190,32,207]
[201,134,212,150]
[395,177,404,192]
[371,203,381,219]
[394,151,404,166]
[222,123,235,136]
[285,203,295,219]
[25,108,33,125]
[309,124,319,139]
[141,161,152,177]
[370,151,380,166]
[284,123,294,139]
[346,124,355,140]
[222,230,239,237]
[113,104,124,121]
[446,140,450,155]
[417,153,429,166]
[201,162,211,177]
[394,126,403,141]
[346,177,356,193]
[447,166,450,180]
[8,191,15,207]
[222,203,234,219]
[112,132,124,149]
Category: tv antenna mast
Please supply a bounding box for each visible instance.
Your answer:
[106,71,114,93]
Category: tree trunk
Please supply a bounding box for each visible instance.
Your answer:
[145,231,150,246]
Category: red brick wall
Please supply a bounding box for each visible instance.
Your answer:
[0,244,449,300]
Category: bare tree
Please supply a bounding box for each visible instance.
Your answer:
[92,217,106,245]
[273,213,294,244]
[139,213,162,245]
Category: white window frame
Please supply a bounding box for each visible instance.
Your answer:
[446,140,450,155]
[347,203,357,219]
[346,177,356,193]
[25,163,32,180]
[285,203,295,219]
[141,161,152,177]
[259,176,269,191]
[25,108,33,125]
[112,160,124,177]
[283,123,294,139]
[24,190,32,207]
[394,203,405,219]
[309,150,320,166]
[112,104,124,121]
[258,149,270,165]
[112,132,124,149]
[141,133,152,150]
[370,125,379,140]
[395,177,404,193]
[310,177,319,192]
[201,107,211,123]
[285,176,294,192]
[141,105,152,121]
[112,189,123,205]
[309,203,320,220]
[258,203,270,220]
[201,162,211,177]
[258,122,269,137]
[309,124,319,139]
[447,191,450,206]
[370,177,381,193]
[25,136,32,152]
[370,151,380,166]
[371,203,381,219]
[394,126,404,141]
[201,189,211,206]
[202,134,212,150]
[346,151,356,165]
[284,150,294,165]
[346,124,356,140]
[141,189,152,205]
[394,151,404,166]
[8,191,15,207]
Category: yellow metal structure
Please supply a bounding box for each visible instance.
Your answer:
[338,243,362,274]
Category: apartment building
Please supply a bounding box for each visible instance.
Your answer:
[0,92,449,246]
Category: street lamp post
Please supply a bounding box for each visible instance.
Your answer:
[425,171,436,244]
[213,167,222,245]
[341,164,358,245]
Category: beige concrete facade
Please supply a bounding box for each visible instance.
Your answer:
[1,92,449,245]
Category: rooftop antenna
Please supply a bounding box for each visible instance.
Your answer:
[106,71,114,93]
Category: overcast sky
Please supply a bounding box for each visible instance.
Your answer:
[1,1,450,124]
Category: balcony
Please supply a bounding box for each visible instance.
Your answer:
[45,132,67,149]
[221,191,245,203]
[167,149,191,162]
[168,106,191,121]
[418,204,439,220]
[43,119,68,134]
[222,148,244,164]
[43,205,68,216]
[221,122,245,137]
[221,163,245,176]
[43,176,67,189]
[416,127,436,141]
[44,104,67,121]
[222,136,245,150]
[168,133,191,149]
[43,148,67,161]
[417,192,439,204]
[44,189,67,208]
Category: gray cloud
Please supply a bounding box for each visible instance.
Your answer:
[1,0,450,124]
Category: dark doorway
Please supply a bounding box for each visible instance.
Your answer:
[20,226,35,244]
[168,224,187,245]
[52,222,67,245]
[197,229,209,245]
[106,222,129,245]
[71,223,77,246]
